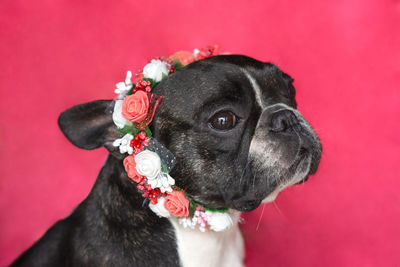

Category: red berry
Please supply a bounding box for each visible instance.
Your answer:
[131,139,140,147]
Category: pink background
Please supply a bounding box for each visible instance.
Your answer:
[1,0,399,266]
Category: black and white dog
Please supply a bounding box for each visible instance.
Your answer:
[12,55,321,267]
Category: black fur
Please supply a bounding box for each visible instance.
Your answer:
[12,101,180,266]
[11,55,321,266]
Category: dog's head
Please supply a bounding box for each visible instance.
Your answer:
[59,55,321,212]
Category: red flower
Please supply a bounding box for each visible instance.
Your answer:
[123,155,145,184]
[195,45,219,60]
[122,91,149,123]
[164,190,190,217]
[170,51,195,66]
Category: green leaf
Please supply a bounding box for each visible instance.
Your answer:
[143,78,160,88]
[173,60,185,71]
[161,162,169,173]
[117,124,139,136]
[172,185,184,192]
[202,206,229,213]
[189,200,197,217]
[143,78,154,83]
[126,87,134,95]
[146,143,154,151]
[143,127,152,138]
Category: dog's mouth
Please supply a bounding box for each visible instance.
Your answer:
[263,150,313,203]
[231,150,314,212]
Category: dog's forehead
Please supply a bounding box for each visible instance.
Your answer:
[153,55,294,121]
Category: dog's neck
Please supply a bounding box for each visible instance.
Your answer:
[81,155,160,228]
[59,155,181,266]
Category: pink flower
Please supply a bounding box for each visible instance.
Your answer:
[123,155,145,184]
[138,132,147,139]
[164,190,190,217]
[122,91,149,123]
[143,139,150,147]
[170,51,194,66]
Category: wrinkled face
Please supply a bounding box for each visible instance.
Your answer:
[151,55,321,212]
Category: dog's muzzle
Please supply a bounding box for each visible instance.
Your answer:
[228,103,322,212]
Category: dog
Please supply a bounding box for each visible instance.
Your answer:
[11,55,321,267]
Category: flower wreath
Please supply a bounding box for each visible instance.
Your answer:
[112,46,234,232]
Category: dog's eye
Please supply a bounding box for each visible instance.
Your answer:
[209,111,238,131]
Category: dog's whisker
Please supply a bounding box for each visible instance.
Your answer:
[255,203,266,231]
[290,130,303,167]
[273,200,283,215]
[252,173,257,189]
[239,160,250,186]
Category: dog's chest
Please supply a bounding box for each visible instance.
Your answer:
[169,218,244,267]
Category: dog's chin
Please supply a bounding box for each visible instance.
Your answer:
[263,154,312,203]
[228,154,313,212]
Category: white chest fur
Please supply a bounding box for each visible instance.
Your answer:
[169,216,244,267]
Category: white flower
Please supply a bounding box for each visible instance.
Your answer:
[148,172,175,193]
[149,197,171,218]
[134,150,162,179]
[135,150,175,192]
[142,60,169,82]
[112,134,133,154]
[114,71,133,98]
[112,100,132,128]
[125,70,133,85]
[193,48,200,60]
[208,212,233,232]
[179,217,196,229]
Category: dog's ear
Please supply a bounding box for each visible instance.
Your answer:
[280,71,296,99]
[58,100,120,152]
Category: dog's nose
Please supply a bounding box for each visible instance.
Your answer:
[268,109,299,133]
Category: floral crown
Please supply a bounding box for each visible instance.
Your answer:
[111,46,235,232]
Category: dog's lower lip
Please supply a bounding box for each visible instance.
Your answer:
[293,148,309,169]
[295,174,309,184]
[232,199,262,212]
